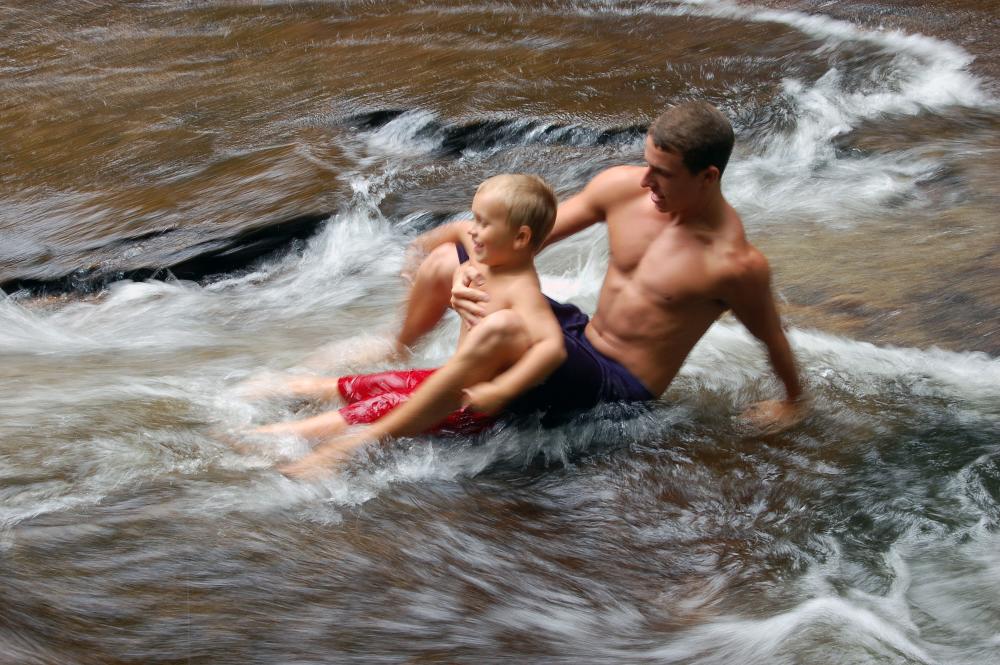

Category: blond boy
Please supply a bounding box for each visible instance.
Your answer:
[258,174,567,476]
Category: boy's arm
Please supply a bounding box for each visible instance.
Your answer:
[462,287,567,414]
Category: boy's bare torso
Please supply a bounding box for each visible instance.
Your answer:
[584,166,761,395]
[455,232,543,350]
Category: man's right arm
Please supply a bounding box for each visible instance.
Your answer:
[539,168,621,249]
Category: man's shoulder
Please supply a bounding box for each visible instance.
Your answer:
[591,164,644,187]
[584,165,645,202]
[717,242,770,291]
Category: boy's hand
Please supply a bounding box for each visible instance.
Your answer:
[451,264,489,327]
[461,381,509,416]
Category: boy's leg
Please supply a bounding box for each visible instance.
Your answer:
[280,376,344,402]
[243,243,457,401]
[339,369,436,403]
[253,410,350,440]
[280,311,532,476]
[372,310,531,437]
[248,369,433,443]
[395,243,460,355]
[238,374,344,402]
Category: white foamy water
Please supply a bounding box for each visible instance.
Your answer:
[357,0,995,229]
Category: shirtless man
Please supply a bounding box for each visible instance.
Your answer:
[282,101,804,477]
[410,101,803,424]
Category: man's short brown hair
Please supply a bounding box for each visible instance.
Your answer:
[477,174,557,249]
[649,101,735,176]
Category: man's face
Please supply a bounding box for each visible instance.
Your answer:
[640,135,705,214]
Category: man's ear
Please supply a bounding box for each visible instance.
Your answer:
[514,225,533,250]
[702,165,721,185]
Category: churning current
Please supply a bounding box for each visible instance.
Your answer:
[1,1,998,663]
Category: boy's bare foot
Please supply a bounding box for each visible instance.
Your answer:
[216,429,258,455]
[236,335,403,403]
[277,430,376,479]
[235,371,294,401]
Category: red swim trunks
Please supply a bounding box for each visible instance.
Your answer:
[337,369,495,435]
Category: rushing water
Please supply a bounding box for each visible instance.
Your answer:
[2,1,999,663]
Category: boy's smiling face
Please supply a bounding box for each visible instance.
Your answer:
[469,189,520,266]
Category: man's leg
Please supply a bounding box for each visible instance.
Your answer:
[395,243,460,355]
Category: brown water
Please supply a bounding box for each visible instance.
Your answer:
[1,1,999,663]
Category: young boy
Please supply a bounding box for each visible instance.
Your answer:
[254,174,567,476]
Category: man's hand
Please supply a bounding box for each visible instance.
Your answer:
[451,264,489,327]
[461,381,509,416]
[740,398,808,435]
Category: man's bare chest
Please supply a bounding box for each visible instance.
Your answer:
[607,223,726,307]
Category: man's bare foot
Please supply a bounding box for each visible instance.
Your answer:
[740,398,809,435]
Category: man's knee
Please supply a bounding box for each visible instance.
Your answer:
[417,243,460,288]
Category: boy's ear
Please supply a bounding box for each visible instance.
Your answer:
[513,225,533,250]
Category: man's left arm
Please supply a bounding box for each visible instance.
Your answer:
[722,253,806,432]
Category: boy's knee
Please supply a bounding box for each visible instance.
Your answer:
[465,310,527,358]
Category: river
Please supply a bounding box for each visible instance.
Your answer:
[1,1,998,663]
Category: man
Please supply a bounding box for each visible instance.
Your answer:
[282,101,805,476]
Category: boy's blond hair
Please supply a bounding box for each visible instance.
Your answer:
[476,174,557,250]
